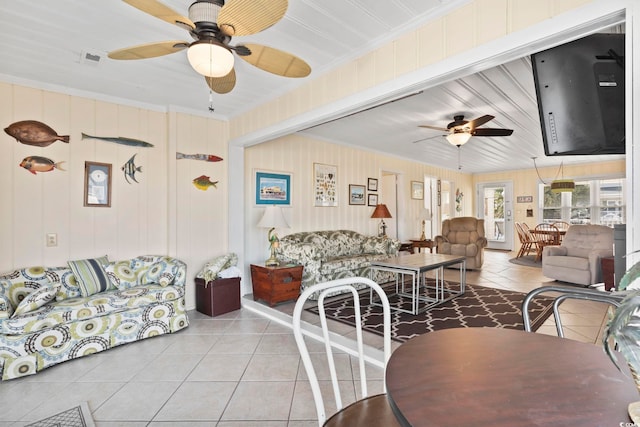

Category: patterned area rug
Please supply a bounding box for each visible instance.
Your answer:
[24,402,95,427]
[306,281,554,342]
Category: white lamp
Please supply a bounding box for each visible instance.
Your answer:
[446,132,472,147]
[187,39,234,78]
[257,205,289,266]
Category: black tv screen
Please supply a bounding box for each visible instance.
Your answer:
[532,33,625,156]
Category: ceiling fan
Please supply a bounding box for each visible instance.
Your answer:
[108,0,311,94]
[419,114,514,146]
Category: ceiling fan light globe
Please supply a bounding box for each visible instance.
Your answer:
[187,40,234,77]
[446,132,472,146]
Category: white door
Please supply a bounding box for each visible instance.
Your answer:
[476,182,514,251]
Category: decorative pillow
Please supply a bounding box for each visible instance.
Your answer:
[67,256,111,297]
[362,237,388,254]
[105,260,139,290]
[11,284,58,317]
[0,294,14,319]
[0,266,50,308]
[141,259,178,287]
[48,267,81,301]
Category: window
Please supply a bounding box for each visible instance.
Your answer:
[539,178,625,226]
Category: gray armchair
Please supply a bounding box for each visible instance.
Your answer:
[542,224,614,286]
[434,217,488,269]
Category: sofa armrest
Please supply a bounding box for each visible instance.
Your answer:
[588,249,614,282]
[387,238,401,255]
[162,257,187,288]
[475,237,488,248]
[434,235,447,246]
[544,246,567,257]
[0,294,13,319]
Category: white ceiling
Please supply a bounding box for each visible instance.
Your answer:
[0,1,625,174]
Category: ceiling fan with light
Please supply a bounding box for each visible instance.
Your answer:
[419,114,514,146]
[108,0,311,94]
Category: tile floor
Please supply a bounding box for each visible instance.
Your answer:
[0,250,611,426]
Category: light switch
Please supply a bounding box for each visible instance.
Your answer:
[46,233,57,247]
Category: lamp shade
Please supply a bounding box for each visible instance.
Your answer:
[550,179,576,193]
[257,205,289,229]
[187,39,234,78]
[371,204,392,219]
[446,132,472,146]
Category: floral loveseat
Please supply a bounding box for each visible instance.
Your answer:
[0,255,188,381]
[275,230,400,293]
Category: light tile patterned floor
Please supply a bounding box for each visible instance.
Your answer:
[0,250,611,426]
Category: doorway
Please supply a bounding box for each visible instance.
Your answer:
[477,182,514,251]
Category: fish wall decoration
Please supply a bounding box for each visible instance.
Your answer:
[122,154,142,184]
[82,133,154,148]
[19,156,65,174]
[5,120,69,147]
[193,175,218,191]
[176,152,223,162]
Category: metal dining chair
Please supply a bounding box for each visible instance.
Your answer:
[292,277,400,427]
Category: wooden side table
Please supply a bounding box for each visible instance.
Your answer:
[601,256,615,291]
[250,264,303,306]
[410,239,435,253]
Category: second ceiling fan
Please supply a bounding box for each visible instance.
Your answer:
[108,0,311,94]
[419,114,514,146]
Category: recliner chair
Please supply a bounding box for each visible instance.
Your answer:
[434,217,488,269]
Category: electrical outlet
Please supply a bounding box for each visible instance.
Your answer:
[46,233,57,247]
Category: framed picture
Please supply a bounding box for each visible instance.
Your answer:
[84,161,112,207]
[368,193,378,206]
[368,178,378,192]
[349,184,366,205]
[314,163,338,207]
[411,181,424,200]
[255,171,291,205]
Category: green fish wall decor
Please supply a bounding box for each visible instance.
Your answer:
[193,175,218,191]
[82,133,153,148]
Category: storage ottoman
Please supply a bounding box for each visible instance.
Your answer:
[195,277,241,317]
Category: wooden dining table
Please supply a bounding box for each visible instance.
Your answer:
[385,328,638,427]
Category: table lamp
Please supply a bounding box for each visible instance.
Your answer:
[257,205,289,266]
[371,204,392,237]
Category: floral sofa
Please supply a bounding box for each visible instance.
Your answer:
[0,255,188,381]
[275,230,400,294]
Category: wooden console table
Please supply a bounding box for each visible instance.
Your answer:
[410,239,435,253]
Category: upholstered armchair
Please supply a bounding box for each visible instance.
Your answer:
[541,224,614,286]
[434,217,488,269]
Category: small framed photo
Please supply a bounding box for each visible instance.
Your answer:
[411,181,424,200]
[255,171,291,205]
[368,178,378,192]
[368,193,378,206]
[349,184,366,205]
[84,161,112,207]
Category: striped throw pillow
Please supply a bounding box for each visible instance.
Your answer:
[67,256,111,297]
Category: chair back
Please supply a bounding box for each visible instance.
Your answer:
[292,277,392,426]
[515,222,526,244]
[533,223,560,246]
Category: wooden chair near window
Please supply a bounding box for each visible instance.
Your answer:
[552,221,571,243]
[515,222,537,258]
[532,223,561,261]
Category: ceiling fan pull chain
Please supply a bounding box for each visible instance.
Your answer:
[457,146,462,170]
[208,90,215,112]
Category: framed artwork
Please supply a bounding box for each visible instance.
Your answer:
[349,184,366,205]
[255,171,291,205]
[84,161,112,207]
[368,193,378,206]
[411,181,424,200]
[368,178,378,192]
[314,163,337,207]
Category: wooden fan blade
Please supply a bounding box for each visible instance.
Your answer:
[123,0,194,30]
[466,114,495,130]
[218,0,287,36]
[240,44,311,77]
[472,128,514,136]
[108,41,188,60]
[419,125,448,132]
[205,69,236,94]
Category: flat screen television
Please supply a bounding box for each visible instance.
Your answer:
[531,33,625,156]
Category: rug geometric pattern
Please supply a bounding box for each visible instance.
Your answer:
[25,402,95,427]
[306,281,555,343]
